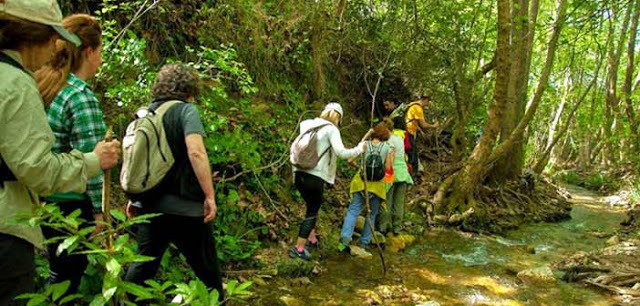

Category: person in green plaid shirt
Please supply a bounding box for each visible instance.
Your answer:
[35,14,106,294]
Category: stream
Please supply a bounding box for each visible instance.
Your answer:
[252,186,626,305]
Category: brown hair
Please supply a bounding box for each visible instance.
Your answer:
[151,64,202,101]
[382,118,394,130]
[0,13,57,50]
[36,14,102,105]
[372,122,390,141]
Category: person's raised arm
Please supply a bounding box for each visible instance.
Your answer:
[327,126,365,160]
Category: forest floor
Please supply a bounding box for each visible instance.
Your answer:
[241,184,628,305]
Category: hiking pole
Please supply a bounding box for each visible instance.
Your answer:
[102,126,114,250]
[360,137,387,276]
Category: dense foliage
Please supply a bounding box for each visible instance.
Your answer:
[22,0,640,304]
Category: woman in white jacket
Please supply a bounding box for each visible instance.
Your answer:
[290,103,365,261]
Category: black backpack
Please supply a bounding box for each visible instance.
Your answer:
[361,142,386,181]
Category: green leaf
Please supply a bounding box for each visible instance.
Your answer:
[209,290,220,306]
[110,210,126,222]
[89,295,106,306]
[56,236,79,256]
[15,293,42,300]
[235,281,253,294]
[105,258,122,276]
[51,280,71,301]
[26,296,47,306]
[102,287,117,301]
[59,294,83,305]
[119,281,154,301]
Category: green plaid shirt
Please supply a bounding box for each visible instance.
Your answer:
[46,73,106,212]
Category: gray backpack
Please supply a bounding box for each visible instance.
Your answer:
[290,123,331,170]
[120,100,182,196]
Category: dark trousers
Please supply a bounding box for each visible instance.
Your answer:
[0,234,35,306]
[295,172,326,239]
[124,214,224,301]
[41,200,93,294]
[408,133,419,175]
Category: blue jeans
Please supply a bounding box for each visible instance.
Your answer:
[340,191,381,245]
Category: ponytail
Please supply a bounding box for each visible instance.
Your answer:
[35,14,102,106]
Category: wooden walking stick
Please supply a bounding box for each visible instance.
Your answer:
[360,135,387,276]
[102,127,114,250]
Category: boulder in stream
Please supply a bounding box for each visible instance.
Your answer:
[279,295,302,306]
[387,234,416,253]
[356,289,383,305]
[350,245,373,259]
[606,235,620,246]
[517,266,556,284]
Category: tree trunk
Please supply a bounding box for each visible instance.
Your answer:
[603,3,632,165]
[533,73,570,173]
[623,0,640,152]
[533,61,601,173]
[491,0,539,182]
[485,0,568,166]
[440,0,512,213]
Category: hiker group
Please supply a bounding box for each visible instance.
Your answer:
[1,0,223,304]
[0,0,437,304]
[289,98,437,260]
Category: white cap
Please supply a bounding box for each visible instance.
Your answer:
[323,102,343,117]
[0,0,82,47]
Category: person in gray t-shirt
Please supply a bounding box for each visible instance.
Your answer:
[124,64,224,301]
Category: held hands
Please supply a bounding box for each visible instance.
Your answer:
[94,140,121,170]
[361,141,367,152]
[204,197,217,223]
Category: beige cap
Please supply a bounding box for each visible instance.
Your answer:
[0,0,82,47]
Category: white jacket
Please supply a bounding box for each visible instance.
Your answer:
[293,118,364,184]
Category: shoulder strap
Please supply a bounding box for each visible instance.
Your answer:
[303,123,332,135]
[0,52,26,74]
[151,100,184,116]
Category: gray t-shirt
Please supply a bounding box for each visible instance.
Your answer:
[142,102,207,217]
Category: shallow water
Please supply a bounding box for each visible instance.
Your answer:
[252,187,626,305]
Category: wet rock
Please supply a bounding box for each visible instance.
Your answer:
[387,234,416,253]
[356,289,382,305]
[633,283,640,290]
[607,235,620,246]
[375,285,393,299]
[517,266,556,283]
[350,245,373,259]
[279,295,302,306]
[251,277,267,287]
[290,277,312,286]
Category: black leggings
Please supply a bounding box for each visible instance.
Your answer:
[41,200,94,294]
[295,172,326,239]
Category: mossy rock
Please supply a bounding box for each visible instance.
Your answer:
[276,259,315,277]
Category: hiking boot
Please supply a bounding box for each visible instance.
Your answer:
[306,238,320,250]
[337,242,351,253]
[289,246,312,261]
